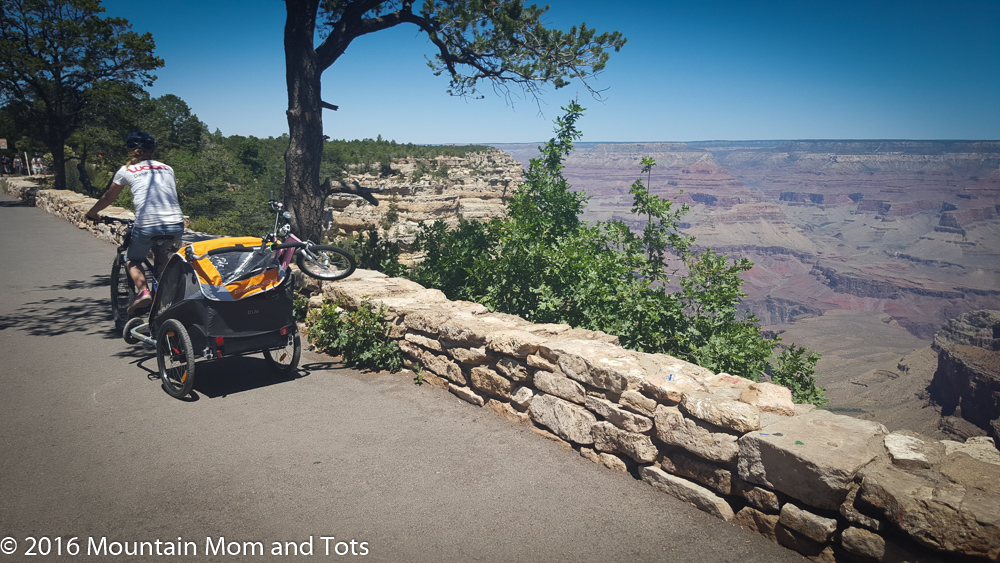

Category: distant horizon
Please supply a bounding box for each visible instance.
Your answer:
[487,138,1000,145]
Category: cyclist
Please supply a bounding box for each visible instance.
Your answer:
[86,132,184,314]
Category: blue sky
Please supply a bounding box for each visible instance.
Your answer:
[99,0,999,143]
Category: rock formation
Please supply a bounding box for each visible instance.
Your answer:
[321,148,521,249]
[929,310,1000,442]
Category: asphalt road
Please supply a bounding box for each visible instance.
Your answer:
[0,191,805,562]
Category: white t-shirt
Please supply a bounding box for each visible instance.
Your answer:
[113,160,184,228]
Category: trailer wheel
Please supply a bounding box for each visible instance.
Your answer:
[157,319,195,398]
[123,316,144,345]
[264,333,301,375]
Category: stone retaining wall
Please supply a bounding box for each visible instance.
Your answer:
[7,182,1000,563]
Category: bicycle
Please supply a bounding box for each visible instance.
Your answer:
[104,216,172,331]
[182,192,358,281]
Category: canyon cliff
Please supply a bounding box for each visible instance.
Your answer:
[929,310,1000,442]
[323,148,520,250]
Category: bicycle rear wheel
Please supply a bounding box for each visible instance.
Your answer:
[296,245,356,281]
[110,252,134,330]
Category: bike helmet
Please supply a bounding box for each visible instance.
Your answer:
[125,131,156,151]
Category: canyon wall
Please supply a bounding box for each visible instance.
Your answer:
[929,310,1000,442]
[323,149,520,249]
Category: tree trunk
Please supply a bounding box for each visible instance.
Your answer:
[48,137,67,191]
[283,0,327,243]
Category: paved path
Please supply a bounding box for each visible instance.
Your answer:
[0,190,804,562]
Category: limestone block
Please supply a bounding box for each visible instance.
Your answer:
[732,478,781,513]
[640,466,735,521]
[521,322,573,338]
[619,389,658,417]
[448,300,490,316]
[839,527,884,562]
[360,296,423,321]
[839,482,883,533]
[661,449,734,495]
[494,356,532,383]
[779,503,838,544]
[733,506,780,542]
[399,341,466,385]
[510,386,534,410]
[585,396,653,433]
[884,432,945,470]
[580,447,601,464]
[654,405,740,464]
[486,329,544,358]
[774,524,827,558]
[941,436,1000,466]
[484,399,529,424]
[444,345,490,365]
[858,461,1000,559]
[598,452,629,472]
[635,352,712,402]
[680,391,761,433]
[840,526,948,563]
[939,451,1000,493]
[469,366,512,399]
[438,313,515,347]
[449,384,484,407]
[403,307,452,338]
[738,408,888,510]
[591,421,658,464]
[704,372,756,393]
[404,331,444,352]
[533,371,586,404]
[307,295,325,310]
[528,393,596,445]
[526,352,557,372]
[739,382,795,417]
[581,448,629,472]
[542,340,646,393]
[327,275,433,309]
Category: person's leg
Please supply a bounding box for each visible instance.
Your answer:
[128,261,148,293]
[126,227,155,312]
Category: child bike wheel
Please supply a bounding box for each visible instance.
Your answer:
[296,245,356,281]
[264,333,302,375]
[157,319,195,398]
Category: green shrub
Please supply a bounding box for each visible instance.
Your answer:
[292,293,309,322]
[307,297,403,373]
[770,344,827,406]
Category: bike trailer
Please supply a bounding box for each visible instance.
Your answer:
[148,237,297,359]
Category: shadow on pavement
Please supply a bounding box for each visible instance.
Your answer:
[110,353,333,400]
[0,295,116,338]
[0,275,130,339]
